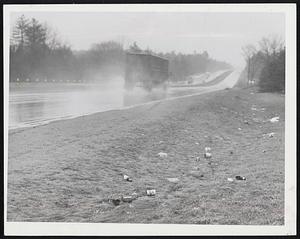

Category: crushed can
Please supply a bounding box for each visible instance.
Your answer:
[235,176,246,180]
[146,189,156,196]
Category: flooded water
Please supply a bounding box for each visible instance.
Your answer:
[9,71,238,129]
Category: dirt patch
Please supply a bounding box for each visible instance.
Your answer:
[7,87,284,224]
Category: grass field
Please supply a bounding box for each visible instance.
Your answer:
[7,87,284,224]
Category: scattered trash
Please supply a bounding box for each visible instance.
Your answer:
[132,192,138,197]
[263,150,266,153]
[123,175,132,182]
[251,107,257,111]
[196,156,200,161]
[189,171,204,179]
[121,196,134,203]
[159,141,164,144]
[227,177,234,182]
[167,178,180,183]
[269,116,279,123]
[235,176,246,181]
[146,189,156,196]
[244,120,249,125]
[195,142,199,145]
[204,152,212,159]
[110,198,121,206]
[158,152,168,158]
[238,127,242,131]
[268,132,275,138]
[204,147,212,159]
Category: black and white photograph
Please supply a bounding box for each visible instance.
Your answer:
[3,3,296,236]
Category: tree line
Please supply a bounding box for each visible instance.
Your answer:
[242,36,285,93]
[10,15,232,83]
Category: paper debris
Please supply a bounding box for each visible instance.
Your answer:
[158,152,168,158]
[270,116,279,123]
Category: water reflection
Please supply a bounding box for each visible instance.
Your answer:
[8,80,223,129]
[123,88,167,106]
[9,83,206,129]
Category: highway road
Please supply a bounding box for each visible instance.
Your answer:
[8,70,241,129]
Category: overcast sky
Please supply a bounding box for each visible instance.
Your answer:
[11,12,285,67]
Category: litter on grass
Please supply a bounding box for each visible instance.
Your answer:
[227,177,234,182]
[121,196,135,203]
[158,152,168,158]
[235,176,246,180]
[205,147,211,152]
[269,116,279,123]
[146,189,156,196]
[204,152,212,159]
[167,178,180,183]
[110,198,121,206]
[238,127,242,131]
[268,132,275,138]
[123,175,132,182]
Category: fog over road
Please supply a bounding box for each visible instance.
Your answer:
[9,70,241,129]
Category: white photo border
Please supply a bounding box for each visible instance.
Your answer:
[3,3,297,236]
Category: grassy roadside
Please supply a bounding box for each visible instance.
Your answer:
[7,87,284,224]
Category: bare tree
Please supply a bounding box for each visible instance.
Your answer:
[259,35,284,57]
[45,23,61,50]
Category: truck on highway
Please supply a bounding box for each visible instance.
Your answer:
[124,51,169,91]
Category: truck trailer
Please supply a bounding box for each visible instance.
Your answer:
[124,51,169,91]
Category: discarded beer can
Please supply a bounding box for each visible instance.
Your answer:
[110,198,121,206]
[244,120,249,125]
[146,189,156,196]
[121,196,134,203]
[167,177,180,183]
[235,176,246,180]
[158,152,168,158]
[269,116,279,123]
[204,152,212,159]
[123,175,132,182]
[268,132,275,138]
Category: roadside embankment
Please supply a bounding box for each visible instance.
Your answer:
[8,87,284,224]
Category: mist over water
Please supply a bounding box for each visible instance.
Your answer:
[9,76,168,129]
[9,70,237,130]
[9,77,125,129]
